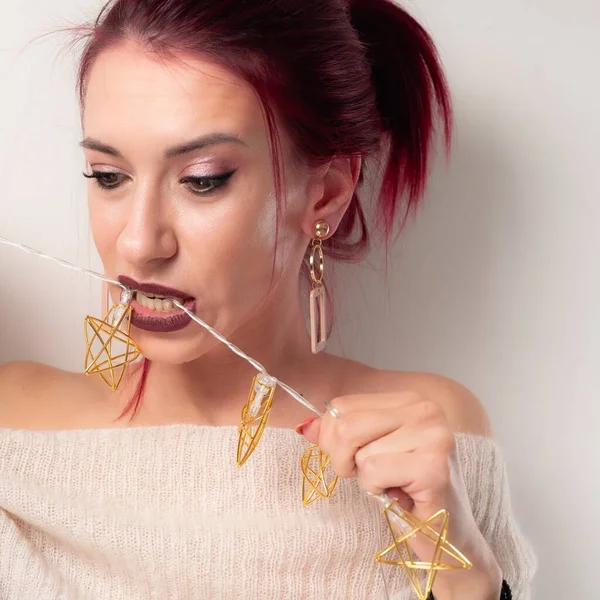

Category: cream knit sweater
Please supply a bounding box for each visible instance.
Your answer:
[0,425,537,600]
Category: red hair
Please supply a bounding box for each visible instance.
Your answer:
[68,0,452,419]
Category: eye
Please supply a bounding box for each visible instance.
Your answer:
[83,171,127,190]
[180,171,235,196]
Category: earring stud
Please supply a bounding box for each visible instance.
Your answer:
[314,220,330,239]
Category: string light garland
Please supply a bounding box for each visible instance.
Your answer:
[0,235,474,600]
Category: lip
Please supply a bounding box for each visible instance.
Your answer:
[130,297,197,333]
[117,275,196,333]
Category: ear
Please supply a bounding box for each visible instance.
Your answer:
[301,155,362,239]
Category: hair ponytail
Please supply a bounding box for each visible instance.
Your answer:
[348,0,452,232]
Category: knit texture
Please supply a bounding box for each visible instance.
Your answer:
[0,425,537,600]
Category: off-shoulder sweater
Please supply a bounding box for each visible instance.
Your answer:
[0,425,537,599]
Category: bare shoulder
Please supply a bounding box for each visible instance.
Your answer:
[398,371,494,437]
[0,361,104,429]
[0,360,62,400]
[338,360,493,437]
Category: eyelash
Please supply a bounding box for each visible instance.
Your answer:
[82,170,235,196]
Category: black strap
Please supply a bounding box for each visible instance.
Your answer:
[501,580,513,599]
[427,579,512,600]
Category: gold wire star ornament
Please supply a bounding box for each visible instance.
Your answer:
[300,444,339,505]
[237,372,277,466]
[374,496,472,600]
[84,292,140,391]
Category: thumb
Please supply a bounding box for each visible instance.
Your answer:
[295,417,321,444]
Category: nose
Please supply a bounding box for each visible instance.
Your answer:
[116,182,177,270]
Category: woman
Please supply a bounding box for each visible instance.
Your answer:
[0,0,537,599]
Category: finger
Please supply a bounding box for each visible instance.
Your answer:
[357,451,451,506]
[328,391,424,415]
[299,417,321,444]
[355,424,456,464]
[300,402,421,447]
[324,396,445,438]
[319,405,448,478]
[385,487,415,512]
[318,408,407,477]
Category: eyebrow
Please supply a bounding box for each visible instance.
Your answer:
[79,133,247,158]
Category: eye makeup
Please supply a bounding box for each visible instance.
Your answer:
[180,169,236,196]
[83,170,127,190]
[82,168,237,196]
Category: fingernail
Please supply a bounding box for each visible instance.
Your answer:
[294,417,319,435]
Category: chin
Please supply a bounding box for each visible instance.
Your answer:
[130,326,222,366]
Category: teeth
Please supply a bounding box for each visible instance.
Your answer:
[136,291,182,313]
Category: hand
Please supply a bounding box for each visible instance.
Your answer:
[297,392,503,599]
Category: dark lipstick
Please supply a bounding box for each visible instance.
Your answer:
[118,275,197,333]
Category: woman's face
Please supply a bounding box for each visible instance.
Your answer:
[82,42,318,364]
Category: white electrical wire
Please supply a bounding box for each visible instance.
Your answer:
[0,235,323,417]
[0,234,393,598]
[173,299,326,417]
[0,236,126,289]
[169,302,391,598]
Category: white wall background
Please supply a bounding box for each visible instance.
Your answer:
[0,1,598,597]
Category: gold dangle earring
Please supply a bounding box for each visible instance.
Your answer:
[84,287,141,391]
[309,220,329,354]
[300,224,340,505]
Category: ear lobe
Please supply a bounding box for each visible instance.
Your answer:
[302,155,362,238]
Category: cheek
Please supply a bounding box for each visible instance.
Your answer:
[253,190,278,241]
[216,195,278,279]
[88,199,120,267]
[174,189,279,303]
[243,191,279,265]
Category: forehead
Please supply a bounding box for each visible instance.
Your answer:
[82,42,265,141]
